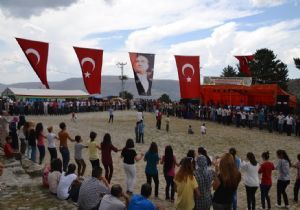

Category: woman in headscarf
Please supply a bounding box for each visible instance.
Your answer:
[194,155,215,210]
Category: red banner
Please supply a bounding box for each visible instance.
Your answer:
[74,47,103,94]
[175,55,200,99]
[235,55,254,76]
[16,37,49,88]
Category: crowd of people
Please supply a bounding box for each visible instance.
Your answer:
[1,110,300,210]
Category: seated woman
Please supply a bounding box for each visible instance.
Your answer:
[48,159,63,195]
[4,136,21,159]
[57,163,77,200]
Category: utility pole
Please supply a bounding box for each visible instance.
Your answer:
[116,62,127,99]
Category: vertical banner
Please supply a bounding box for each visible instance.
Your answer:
[74,47,103,94]
[16,37,49,88]
[235,55,254,76]
[175,55,200,99]
[129,52,155,96]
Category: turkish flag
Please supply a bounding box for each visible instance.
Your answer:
[74,47,103,94]
[16,37,49,88]
[175,55,200,99]
[235,55,254,76]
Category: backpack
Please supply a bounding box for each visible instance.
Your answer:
[68,179,82,202]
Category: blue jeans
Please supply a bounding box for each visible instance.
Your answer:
[30,146,36,162]
[231,191,237,210]
[60,147,70,172]
[260,184,271,209]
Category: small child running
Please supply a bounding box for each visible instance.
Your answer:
[201,123,206,135]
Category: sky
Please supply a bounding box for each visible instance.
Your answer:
[0,0,300,84]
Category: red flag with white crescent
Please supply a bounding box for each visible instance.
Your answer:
[16,37,49,88]
[175,55,200,99]
[235,55,254,76]
[74,47,103,94]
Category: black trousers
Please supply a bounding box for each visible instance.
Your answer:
[277,180,290,205]
[146,173,159,197]
[48,147,57,162]
[260,184,271,209]
[90,159,100,169]
[294,179,300,202]
[245,185,258,210]
[109,115,113,123]
[164,175,175,200]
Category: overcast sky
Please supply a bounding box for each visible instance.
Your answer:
[0,0,300,84]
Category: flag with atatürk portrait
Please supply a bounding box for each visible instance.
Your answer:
[16,37,49,88]
[235,55,254,76]
[129,52,155,96]
[175,55,200,99]
[74,47,103,94]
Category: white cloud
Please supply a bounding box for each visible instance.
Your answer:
[250,0,286,7]
[0,0,299,85]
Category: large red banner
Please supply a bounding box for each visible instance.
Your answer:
[16,37,49,88]
[74,47,103,94]
[175,55,201,99]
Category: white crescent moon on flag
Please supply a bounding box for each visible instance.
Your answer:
[25,48,40,65]
[81,57,95,71]
[182,63,195,77]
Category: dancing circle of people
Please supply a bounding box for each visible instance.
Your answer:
[1,112,300,210]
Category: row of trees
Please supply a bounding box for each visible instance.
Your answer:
[221,48,300,90]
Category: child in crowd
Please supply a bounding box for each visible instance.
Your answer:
[165,114,170,132]
[293,153,300,202]
[138,120,145,143]
[74,135,88,177]
[71,112,77,121]
[201,123,206,135]
[188,125,194,134]
[47,126,58,162]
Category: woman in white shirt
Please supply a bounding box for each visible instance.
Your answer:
[57,163,77,200]
[241,152,259,210]
[48,158,62,195]
[47,126,58,162]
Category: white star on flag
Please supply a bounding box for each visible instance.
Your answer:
[84,71,91,78]
[186,77,192,82]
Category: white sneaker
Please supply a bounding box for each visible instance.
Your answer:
[283,205,290,209]
[275,203,283,208]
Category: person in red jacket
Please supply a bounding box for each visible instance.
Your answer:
[4,136,14,158]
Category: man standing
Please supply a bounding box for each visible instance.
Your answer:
[58,122,74,172]
[285,114,294,136]
[78,167,110,210]
[156,110,162,130]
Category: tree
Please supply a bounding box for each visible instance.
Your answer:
[158,93,172,103]
[249,48,289,90]
[221,65,238,77]
[294,58,300,70]
[119,91,133,100]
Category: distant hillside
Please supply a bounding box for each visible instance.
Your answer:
[0,76,181,100]
[1,77,299,100]
[288,79,300,99]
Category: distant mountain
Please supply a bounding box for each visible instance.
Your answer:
[1,77,299,101]
[0,76,181,100]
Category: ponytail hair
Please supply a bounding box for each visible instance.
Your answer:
[247,152,257,166]
[277,150,291,167]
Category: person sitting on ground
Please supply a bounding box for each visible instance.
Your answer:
[57,163,77,200]
[128,183,162,210]
[188,125,194,134]
[48,158,63,195]
[78,166,110,210]
[4,136,21,159]
[99,184,129,210]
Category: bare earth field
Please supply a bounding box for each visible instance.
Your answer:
[3,111,300,209]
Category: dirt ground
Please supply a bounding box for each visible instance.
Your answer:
[25,111,300,209]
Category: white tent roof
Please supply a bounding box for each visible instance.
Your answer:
[2,87,89,98]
